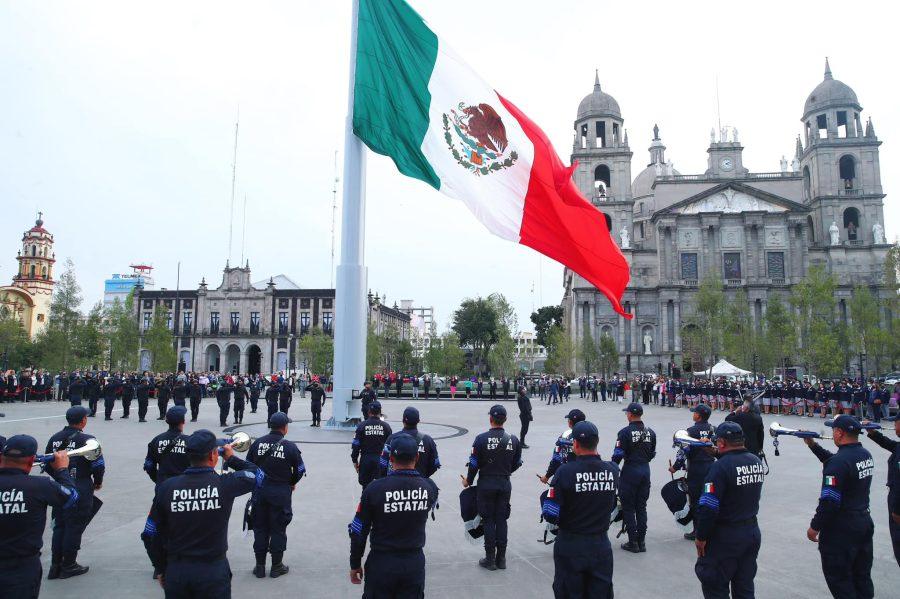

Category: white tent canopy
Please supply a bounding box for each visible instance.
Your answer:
[694,358,751,377]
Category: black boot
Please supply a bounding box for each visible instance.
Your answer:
[270,552,289,578]
[59,555,90,579]
[683,531,696,541]
[48,560,61,580]
[479,547,497,571]
[620,541,641,553]
[253,552,267,578]
[495,546,507,570]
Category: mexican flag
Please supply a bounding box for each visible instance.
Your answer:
[352,0,631,317]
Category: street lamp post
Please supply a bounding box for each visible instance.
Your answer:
[859,352,867,383]
[752,353,758,380]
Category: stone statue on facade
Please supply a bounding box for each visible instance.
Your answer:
[873,222,885,245]
[643,332,653,355]
[620,226,630,249]
[780,156,788,173]
[653,123,659,140]
[733,127,739,142]
[829,221,840,246]
[791,157,800,173]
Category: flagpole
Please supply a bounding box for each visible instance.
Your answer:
[329,0,366,426]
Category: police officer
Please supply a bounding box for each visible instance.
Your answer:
[725,398,765,458]
[0,435,78,597]
[306,379,326,427]
[102,375,119,420]
[144,430,260,596]
[143,406,191,486]
[85,372,100,417]
[670,403,716,541]
[156,376,172,420]
[540,421,619,598]
[351,401,392,487]
[612,402,657,553]
[278,379,293,415]
[803,415,875,598]
[358,381,377,419]
[136,376,151,422]
[693,421,765,598]
[46,406,105,578]
[348,434,439,596]
[863,413,900,566]
[379,406,441,479]
[189,376,203,422]
[537,409,586,485]
[461,405,523,570]
[172,377,189,408]
[247,412,304,578]
[68,374,85,407]
[216,377,234,427]
[249,376,261,413]
[265,380,280,421]
[233,379,247,425]
[517,386,533,449]
[120,375,135,418]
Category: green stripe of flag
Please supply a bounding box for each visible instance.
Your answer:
[353,0,441,189]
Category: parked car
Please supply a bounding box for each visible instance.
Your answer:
[882,372,900,386]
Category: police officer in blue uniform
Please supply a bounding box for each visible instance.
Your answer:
[803,415,875,598]
[144,429,260,597]
[693,421,764,598]
[379,406,441,479]
[45,406,104,579]
[538,408,585,485]
[348,434,439,596]
[541,421,619,598]
[278,380,293,415]
[248,412,305,578]
[863,413,900,566]
[136,376,151,422]
[68,374,85,406]
[612,402,656,553]
[670,403,716,540]
[102,375,118,420]
[215,378,234,427]
[305,379,326,426]
[461,404,523,571]
[0,435,78,598]
[143,406,190,486]
[357,381,377,420]
[264,381,280,421]
[351,401,392,487]
[189,376,203,422]
[233,379,247,425]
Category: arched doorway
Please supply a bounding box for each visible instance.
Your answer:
[205,345,221,372]
[178,350,190,373]
[225,344,241,375]
[247,345,262,375]
[843,207,860,240]
[839,155,856,189]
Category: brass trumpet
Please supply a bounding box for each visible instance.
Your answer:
[673,429,713,448]
[217,431,253,454]
[769,422,830,456]
[35,438,102,465]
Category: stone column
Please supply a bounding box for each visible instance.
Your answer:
[661,302,669,353]
[673,301,681,352]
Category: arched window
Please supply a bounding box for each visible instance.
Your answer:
[31,245,36,257]
[30,265,36,278]
[802,166,811,200]
[839,155,856,190]
[806,215,816,243]
[594,164,611,198]
[41,266,47,279]
[843,207,860,240]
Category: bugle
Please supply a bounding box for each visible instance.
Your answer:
[769,420,881,456]
[672,429,713,448]
[217,431,253,454]
[35,438,102,465]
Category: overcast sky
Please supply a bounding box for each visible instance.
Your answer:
[2,0,896,333]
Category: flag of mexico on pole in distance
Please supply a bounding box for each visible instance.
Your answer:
[352,0,632,318]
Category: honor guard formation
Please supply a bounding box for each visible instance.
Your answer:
[0,368,898,598]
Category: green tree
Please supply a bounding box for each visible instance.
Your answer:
[791,265,841,376]
[723,289,757,371]
[0,311,34,370]
[683,274,725,376]
[143,309,177,371]
[530,305,564,347]
[763,295,796,377]
[298,328,334,376]
[105,292,140,371]
[598,333,619,377]
[394,339,415,374]
[544,325,575,376]
[73,302,105,369]
[578,326,601,374]
[452,297,499,374]
[40,258,83,370]
[848,286,880,376]
[365,323,382,377]
[488,330,516,378]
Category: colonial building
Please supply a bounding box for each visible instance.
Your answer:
[562,61,891,374]
[0,214,56,338]
[133,262,408,375]
[514,331,547,372]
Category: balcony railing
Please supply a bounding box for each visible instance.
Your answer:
[769,278,785,286]
[725,278,743,286]
[846,239,864,246]
[681,279,698,286]
[840,188,861,196]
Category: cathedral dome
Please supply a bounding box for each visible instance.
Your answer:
[803,59,860,117]
[632,162,680,198]
[577,72,621,120]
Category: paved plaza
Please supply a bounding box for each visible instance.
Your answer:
[1,394,896,598]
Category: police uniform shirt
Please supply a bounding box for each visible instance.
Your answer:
[348,470,439,569]
[69,379,85,398]
[545,430,574,479]
[189,383,202,400]
[865,429,898,499]
[685,422,715,471]
[352,417,392,463]
[136,381,151,400]
[541,455,619,534]
[466,428,523,484]
[380,429,441,478]
[0,467,78,558]
[724,411,764,457]
[173,383,190,402]
[809,443,874,532]
[248,432,305,486]
[694,449,764,541]
[145,456,260,569]
[45,427,105,492]
[232,385,248,402]
[306,384,326,404]
[359,388,377,407]
[264,385,279,403]
[144,430,190,484]
[611,422,656,467]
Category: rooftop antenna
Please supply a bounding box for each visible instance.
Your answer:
[227,107,240,265]
[240,193,248,266]
[331,149,340,289]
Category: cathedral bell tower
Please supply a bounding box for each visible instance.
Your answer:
[13,213,56,298]
[798,59,885,246]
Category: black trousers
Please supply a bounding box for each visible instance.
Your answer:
[138,398,149,421]
[363,550,425,599]
[279,397,292,415]
[310,401,322,426]
[157,397,168,419]
[217,399,230,426]
[695,524,761,599]
[253,490,293,555]
[103,398,115,419]
[267,400,278,421]
[519,415,530,445]
[250,394,259,412]
[553,532,613,599]
[233,400,244,423]
[122,398,132,417]
[190,398,201,421]
[69,395,83,407]
[476,479,511,550]
[619,466,650,543]
[889,491,900,567]
[164,558,231,599]
[88,396,99,416]
[819,514,874,599]
[358,455,379,487]
[0,555,42,599]
[51,492,93,561]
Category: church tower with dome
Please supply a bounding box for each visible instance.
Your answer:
[0,214,56,338]
[562,60,891,376]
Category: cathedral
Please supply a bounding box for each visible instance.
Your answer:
[561,60,891,374]
[0,214,56,338]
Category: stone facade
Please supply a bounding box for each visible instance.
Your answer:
[562,61,891,375]
[0,215,55,338]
